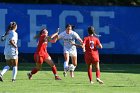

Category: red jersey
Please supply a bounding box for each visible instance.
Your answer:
[35,34,48,56]
[34,34,50,64]
[83,36,101,54]
[83,35,101,63]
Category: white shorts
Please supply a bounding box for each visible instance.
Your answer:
[5,55,18,60]
[64,48,77,57]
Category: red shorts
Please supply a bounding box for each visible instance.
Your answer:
[84,53,99,64]
[34,52,49,64]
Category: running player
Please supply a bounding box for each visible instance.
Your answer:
[54,24,83,77]
[83,26,104,84]
[27,28,61,80]
[0,22,18,82]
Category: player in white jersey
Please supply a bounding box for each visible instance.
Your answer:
[54,24,83,77]
[0,22,18,82]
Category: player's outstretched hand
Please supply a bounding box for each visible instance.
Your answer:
[51,28,60,39]
[56,28,60,34]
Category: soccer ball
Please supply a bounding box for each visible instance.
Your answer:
[69,64,75,71]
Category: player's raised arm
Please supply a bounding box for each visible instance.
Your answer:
[51,28,60,38]
[48,28,60,43]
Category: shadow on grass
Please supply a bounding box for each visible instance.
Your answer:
[108,85,136,87]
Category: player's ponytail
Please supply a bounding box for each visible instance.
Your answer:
[9,22,17,30]
[88,26,95,34]
[34,28,46,39]
[88,26,101,37]
[5,22,17,35]
[1,21,17,41]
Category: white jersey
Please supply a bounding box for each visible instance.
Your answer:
[4,30,18,55]
[58,30,81,55]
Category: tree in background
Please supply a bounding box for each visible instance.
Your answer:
[0,0,139,6]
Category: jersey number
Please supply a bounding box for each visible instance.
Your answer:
[89,41,94,49]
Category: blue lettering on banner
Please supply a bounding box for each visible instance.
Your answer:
[0,3,140,54]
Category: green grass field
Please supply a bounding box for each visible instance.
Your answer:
[0,63,140,93]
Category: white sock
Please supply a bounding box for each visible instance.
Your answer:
[12,66,18,80]
[0,65,10,76]
[73,66,76,71]
[64,61,68,71]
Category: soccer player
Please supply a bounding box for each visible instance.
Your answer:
[0,22,18,82]
[82,26,104,84]
[54,24,83,77]
[27,28,61,80]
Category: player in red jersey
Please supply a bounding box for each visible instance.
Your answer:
[27,28,61,80]
[83,26,103,84]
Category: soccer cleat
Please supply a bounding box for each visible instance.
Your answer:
[90,81,94,84]
[12,79,16,82]
[0,74,3,82]
[55,76,62,80]
[96,78,104,84]
[27,73,32,80]
[63,72,67,77]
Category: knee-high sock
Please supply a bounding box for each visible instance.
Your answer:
[73,66,76,71]
[52,65,57,76]
[31,68,38,75]
[96,70,100,78]
[0,65,10,76]
[88,68,92,81]
[12,66,17,80]
[64,61,68,71]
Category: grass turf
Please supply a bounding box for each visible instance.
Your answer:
[0,63,140,93]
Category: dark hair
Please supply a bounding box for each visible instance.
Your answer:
[39,28,46,35]
[65,24,75,30]
[88,26,95,35]
[34,28,47,39]
[8,22,17,30]
[4,22,17,36]
[65,24,71,28]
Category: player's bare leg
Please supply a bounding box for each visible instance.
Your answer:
[69,71,74,78]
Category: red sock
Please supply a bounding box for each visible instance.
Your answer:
[96,70,100,78]
[88,68,92,81]
[31,68,38,75]
[52,65,57,76]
